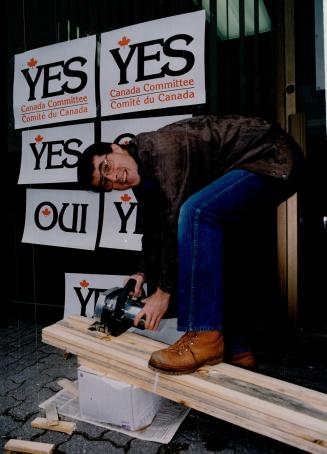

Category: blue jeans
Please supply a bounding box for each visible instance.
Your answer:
[177,169,288,333]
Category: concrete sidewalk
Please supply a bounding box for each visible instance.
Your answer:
[1,319,327,453]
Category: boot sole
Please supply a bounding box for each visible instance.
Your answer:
[148,357,223,375]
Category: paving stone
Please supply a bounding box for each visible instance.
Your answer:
[38,348,75,362]
[33,429,71,446]
[0,414,20,435]
[101,429,134,447]
[74,420,109,438]
[173,412,304,453]
[200,422,303,454]
[8,387,53,421]
[41,362,78,380]
[0,438,6,453]
[44,378,70,394]
[39,343,67,354]
[41,363,79,382]
[4,357,52,382]
[174,441,212,453]
[58,434,125,453]
[171,411,218,443]
[129,438,161,453]
[9,330,42,347]
[0,378,25,396]
[0,395,20,413]
[0,353,27,370]
[9,337,41,354]
[1,320,326,454]
[11,378,54,402]
[7,415,44,439]
[157,441,190,453]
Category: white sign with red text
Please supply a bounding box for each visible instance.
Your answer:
[99,189,142,251]
[18,123,94,184]
[64,273,130,318]
[101,114,192,144]
[22,189,99,250]
[13,35,97,129]
[100,10,205,116]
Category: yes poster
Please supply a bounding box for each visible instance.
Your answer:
[64,273,129,318]
[100,11,206,116]
[18,123,94,184]
[13,35,97,129]
[99,189,142,251]
[101,114,191,144]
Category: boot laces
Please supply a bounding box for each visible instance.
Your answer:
[167,332,198,354]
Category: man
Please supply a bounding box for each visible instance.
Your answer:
[77,115,304,375]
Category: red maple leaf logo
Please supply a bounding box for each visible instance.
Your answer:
[121,193,131,203]
[80,279,90,288]
[42,208,51,216]
[27,57,38,68]
[35,135,43,142]
[118,36,131,47]
[123,139,130,144]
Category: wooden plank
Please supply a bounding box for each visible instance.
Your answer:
[277,201,288,319]
[46,316,327,407]
[284,0,296,123]
[287,112,307,327]
[79,356,327,452]
[4,439,55,454]
[42,316,327,453]
[31,417,76,434]
[274,0,286,129]
[44,319,327,429]
[43,317,327,415]
[275,0,301,330]
[57,378,79,397]
[44,402,59,426]
[275,0,288,320]
[290,112,307,157]
[286,192,299,325]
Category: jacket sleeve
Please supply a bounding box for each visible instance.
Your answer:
[135,181,178,294]
[134,182,161,283]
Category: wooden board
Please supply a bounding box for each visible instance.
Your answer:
[42,316,327,453]
[31,417,76,434]
[4,439,55,454]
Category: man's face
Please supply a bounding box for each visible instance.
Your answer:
[91,144,141,191]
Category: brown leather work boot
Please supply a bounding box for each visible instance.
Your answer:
[148,331,224,375]
[229,351,257,370]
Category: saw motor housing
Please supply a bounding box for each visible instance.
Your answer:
[91,279,145,336]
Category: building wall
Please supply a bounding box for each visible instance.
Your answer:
[3,0,325,333]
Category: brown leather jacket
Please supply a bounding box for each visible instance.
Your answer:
[131,115,304,294]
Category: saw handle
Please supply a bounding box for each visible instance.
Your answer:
[123,278,146,299]
[113,279,137,321]
[123,278,137,295]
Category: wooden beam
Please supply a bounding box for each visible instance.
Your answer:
[57,378,79,397]
[286,113,306,327]
[276,0,302,330]
[31,417,76,435]
[284,0,297,123]
[42,316,327,453]
[4,439,55,454]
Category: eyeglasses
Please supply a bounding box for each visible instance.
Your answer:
[99,154,114,191]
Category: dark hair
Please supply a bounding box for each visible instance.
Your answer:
[77,142,130,191]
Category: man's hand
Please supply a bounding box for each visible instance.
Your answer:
[134,287,170,331]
